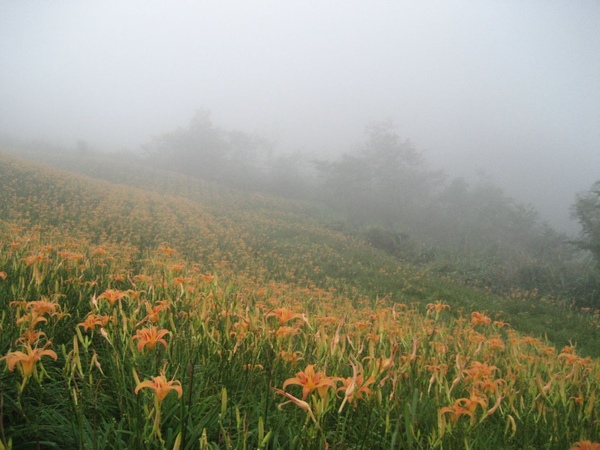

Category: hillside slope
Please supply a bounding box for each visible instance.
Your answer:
[1,151,600,449]
[4,150,600,355]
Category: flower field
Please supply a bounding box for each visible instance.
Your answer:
[1,152,600,449]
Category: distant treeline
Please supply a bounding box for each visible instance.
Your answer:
[142,111,600,306]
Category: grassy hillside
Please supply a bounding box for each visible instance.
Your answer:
[7,150,600,354]
[1,151,600,449]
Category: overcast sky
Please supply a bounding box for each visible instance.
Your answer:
[1,1,599,232]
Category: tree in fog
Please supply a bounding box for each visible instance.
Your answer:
[433,177,544,255]
[144,110,227,179]
[573,180,600,266]
[319,121,442,228]
[144,110,270,188]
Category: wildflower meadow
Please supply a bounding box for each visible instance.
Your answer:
[1,152,600,449]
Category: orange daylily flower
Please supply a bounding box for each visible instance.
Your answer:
[26,297,63,317]
[426,361,448,375]
[474,378,506,396]
[337,373,376,401]
[471,311,491,326]
[16,329,47,346]
[78,313,111,332]
[571,441,600,450]
[110,273,127,281]
[337,360,376,412]
[372,354,395,374]
[169,263,185,272]
[172,276,193,286]
[463,361,498,382]
[16,312,47,329]
[132,326,170,352]
[158,246,177,257]
[57,251,84,262]
[135,374,183,402]
[142,300,171,324]
[486,337,506,351]
[91,246,108,256]
[2,344,58,379]
[126,289,142,301]
[10,300,28,309]
[365,332,380,343]
[266,307,304,326]
[133,274,153,285]
[559,352,583,365]
[571,396,584,406]
[457,394,488,414]
[520,335,543,347]
[200,273,215,284]
[97,289,128,306]
[562,345,576,354]
[426,302,450,314]
[439,400,476,425]
[317,316,339,327]
[282,364,337,400]
[275,326,299,339]
[22,254,50,266]
[353,321,371,332]
[279,350,304,364]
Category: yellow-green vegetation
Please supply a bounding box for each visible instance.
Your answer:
[1,152,600,449]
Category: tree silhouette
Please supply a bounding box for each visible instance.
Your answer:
[573,180,600,266]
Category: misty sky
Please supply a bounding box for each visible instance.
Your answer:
[1,1,599,232]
